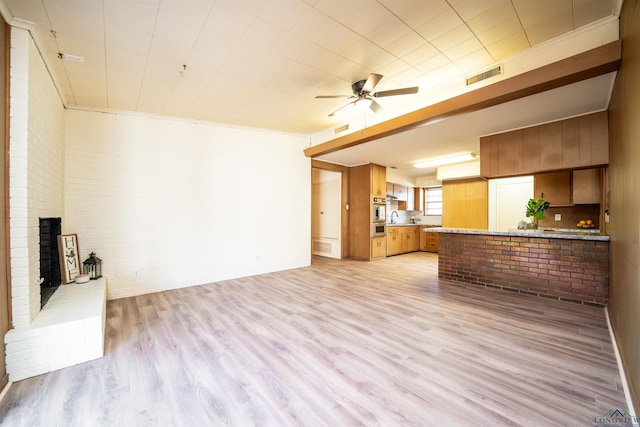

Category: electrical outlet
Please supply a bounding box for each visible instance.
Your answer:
[554,214,562,221]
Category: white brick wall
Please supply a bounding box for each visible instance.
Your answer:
[5,25,311,381]
[9,27,65,327]
[4,278,106,382]
[65,111,311,299]
[4,27,96,383]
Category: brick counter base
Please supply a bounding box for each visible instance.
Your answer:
[437,233,609,305]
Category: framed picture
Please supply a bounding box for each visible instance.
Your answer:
[58,234,80,284]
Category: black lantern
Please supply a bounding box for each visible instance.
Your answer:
[83,252,103,279]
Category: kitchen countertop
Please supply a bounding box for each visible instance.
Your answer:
[387,223,441,227]
[428,227,610,241]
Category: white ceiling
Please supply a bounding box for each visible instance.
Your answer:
[1,0,622,178]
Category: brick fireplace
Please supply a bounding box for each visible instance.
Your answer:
[39,217,61,307]
[3,27,106,382]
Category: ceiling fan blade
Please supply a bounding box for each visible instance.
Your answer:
[373,86,419,97]
[362,73,383,93]
[315,95,353,99]
[328,101,355,117]
[369,99,382,114]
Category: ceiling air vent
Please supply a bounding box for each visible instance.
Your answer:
[334,124,349,134]
[466,65,502,86]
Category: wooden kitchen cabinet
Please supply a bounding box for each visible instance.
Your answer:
[421,231,439,253]
[407,186,415,210]
[521,126,540,173]
[405,187,422,211]
[401,226,420,253]
[394,185,407,201]
[386,182,407,201]
[480,111,609,178]
[387,226,420,255]
[539,121,563,170]
[386,227,402,256]
[371,164,386,196]
[573,168,602,204]
[349,163,387,260]
[386,182,394,198]
[413,187,423,211]
[371,237,386,259]
[534,171,572,206]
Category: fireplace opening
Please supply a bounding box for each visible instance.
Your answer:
[39,217,62,308]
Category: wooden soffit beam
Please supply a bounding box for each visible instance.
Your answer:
[304,40,621,158]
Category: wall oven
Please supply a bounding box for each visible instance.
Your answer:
[371,196,387,236]
[372,197,387,223]
[371,222,386,237]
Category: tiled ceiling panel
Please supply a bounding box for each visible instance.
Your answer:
[2,0,620,135]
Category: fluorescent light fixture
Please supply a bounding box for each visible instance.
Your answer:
[413,153,476,168]
[354,97,372,110]
[58,53,85,63]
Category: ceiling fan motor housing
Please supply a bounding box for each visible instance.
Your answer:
[352,79,367,95]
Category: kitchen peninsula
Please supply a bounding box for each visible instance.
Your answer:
[433,228,609,305]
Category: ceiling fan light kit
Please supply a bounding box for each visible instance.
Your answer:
[413,153,476,169]
[316,73,418,117]
[354,97,372,110]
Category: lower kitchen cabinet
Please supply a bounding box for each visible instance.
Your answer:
[422,231,439,253]
[401,226,420,253]
[371,237,386,259]
[387,226,421,256]
[386,227,402,256]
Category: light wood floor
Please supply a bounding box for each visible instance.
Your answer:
[0,252,627,426]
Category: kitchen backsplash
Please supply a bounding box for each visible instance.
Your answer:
[386,200,442,225]
[537,204,601,229]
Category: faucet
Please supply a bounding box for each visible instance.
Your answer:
[390,211,398,224]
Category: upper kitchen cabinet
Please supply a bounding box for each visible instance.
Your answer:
[404,187,422,211]
[533,168,602,206]
[539,121,563,170]
[406,187,415,210]
[534,171,572,206]
[573,168,602,204]
[371,164,386,197]
[480,112,609,178]
[386,182,407,201]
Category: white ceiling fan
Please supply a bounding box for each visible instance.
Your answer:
[316,73,419,116]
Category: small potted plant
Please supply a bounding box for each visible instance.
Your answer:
[525,198,550,229]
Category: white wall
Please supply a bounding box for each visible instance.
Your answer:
[488,176,534,231]
[9,27,65,327]
[386,168,416,187]
[64,110,311,299]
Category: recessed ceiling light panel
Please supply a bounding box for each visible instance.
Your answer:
[413,153,476,168]
[58,53,85,63]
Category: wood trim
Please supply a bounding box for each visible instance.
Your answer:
[1,19,10,392]
[311,160,350,259]
[304,40,621,158]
